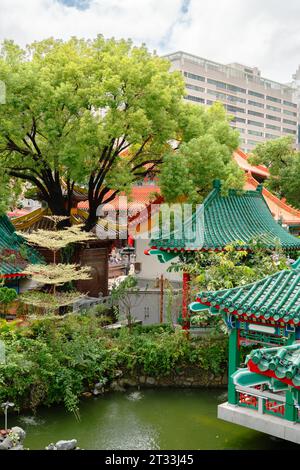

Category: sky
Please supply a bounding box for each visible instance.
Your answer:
[0,0,300,83]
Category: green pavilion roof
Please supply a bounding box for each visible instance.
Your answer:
[148,181,300,261]
[0,215,42,278]
[246,344,300,388]
[190,268,300,325]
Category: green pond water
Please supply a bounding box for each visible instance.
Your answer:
[10,389,299,450]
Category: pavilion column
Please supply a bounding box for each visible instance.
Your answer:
[285,331,297,422]
[182,272,190,331]
[228,326,240,405]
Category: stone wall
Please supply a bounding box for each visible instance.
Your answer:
[91,367,228,396]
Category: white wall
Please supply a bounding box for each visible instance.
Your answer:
[135,239,182,282]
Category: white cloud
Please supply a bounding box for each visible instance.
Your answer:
[0,0,299,82]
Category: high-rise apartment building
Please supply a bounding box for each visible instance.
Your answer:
[166,52,299,153]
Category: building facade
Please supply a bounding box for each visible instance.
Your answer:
[165,51,299,153]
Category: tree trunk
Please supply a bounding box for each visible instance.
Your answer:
[84,200,98,232]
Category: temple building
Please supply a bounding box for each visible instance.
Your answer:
[0,215,41,293]
[146,180,300,328]
[190,263,300,444]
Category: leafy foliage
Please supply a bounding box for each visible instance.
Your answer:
[169,240,291,329]
[0,286,18,304]
[0,37,187,228]
[0,314,228,414]
[159,102,244,204]
[249,136,300,209]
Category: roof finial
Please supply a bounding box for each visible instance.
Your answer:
[256,183,263,194]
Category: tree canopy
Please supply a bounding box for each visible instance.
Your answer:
[158,102,244,203]
[249,136,300,209]
[0,36,243,226]
[0,36,186,229]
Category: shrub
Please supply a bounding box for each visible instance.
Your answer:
[0,315,228,414]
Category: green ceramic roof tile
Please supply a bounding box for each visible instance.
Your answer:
[246,344,300,387]
[194,268,300,324]
[0,215,42,277]
[150,180,300,252]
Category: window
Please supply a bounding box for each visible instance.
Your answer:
[248,110,264,118]
[283,128,297,135]
[266,124,281,131]
[267,95,281,103]
[227,95,246,104]
[207,89,246,104]
[283,109,297,117]
[207,79,246,93]
[184,71,205,82]
[283,100,297,108]
[266,104,281,113]
[206,99,214,105]
[186,95,205,103]
[248,100,264,108]
[247,139,260,146]
[283,118,297,126]
[207,89,226,100]
[265,133,279,139]
[248,130,263,137]
[227,84,246,94]
[207,78,226,89]
[226,104,245,114]
[232,117,246,123]
[186,83,205,93]
[266,114,281,122]
[248,90,264,99]
[231,125,245,133]
[248,119,264,127]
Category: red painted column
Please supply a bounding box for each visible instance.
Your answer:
[182,272,190,331]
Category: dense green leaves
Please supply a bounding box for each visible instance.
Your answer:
[0,315,228,413]
[159,103,244,203]
[0,36,186,226]
[250,136,300,209]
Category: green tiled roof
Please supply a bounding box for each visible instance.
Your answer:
[150,180,300,253]
[0,215,42,278]
[246,344,300,387]
[191,268,300,324]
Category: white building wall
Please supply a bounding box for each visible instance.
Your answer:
[135,239,182,282]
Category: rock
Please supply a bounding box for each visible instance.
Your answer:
[146,377,156,385]
[10,445,24,451]
[139,376,146,384]
[0,436,14,450]
[45,443,57,450]
[82,392,92,398]
[110,381,125,392]
[123,378,137,387]
[10,426,26,443]
[55,439,77,451]
[114,370,123,378]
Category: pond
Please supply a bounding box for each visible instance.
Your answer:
[10,388,299,450]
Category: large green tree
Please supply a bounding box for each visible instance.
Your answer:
[0,37,243,229]
[0,36,185,229]
[249,136,300,209]
[158,102,244,203]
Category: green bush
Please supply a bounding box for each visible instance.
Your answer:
[0,315,228,414]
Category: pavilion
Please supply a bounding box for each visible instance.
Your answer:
[190,264,300,444]
[146,180,300,328]
[0,215,42,291]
